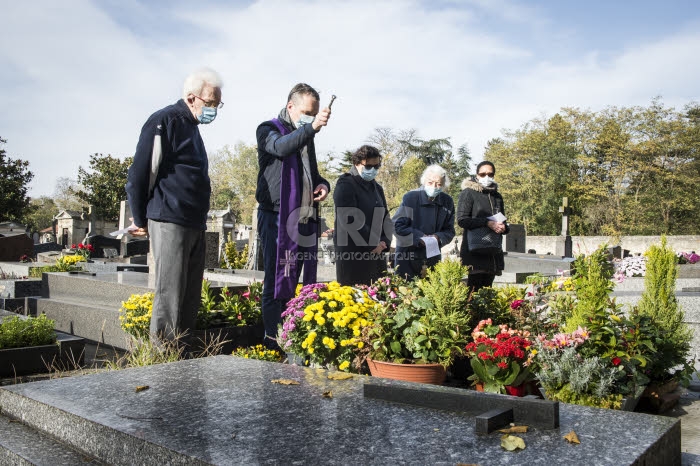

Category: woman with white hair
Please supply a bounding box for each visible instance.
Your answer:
[392,164,455,280]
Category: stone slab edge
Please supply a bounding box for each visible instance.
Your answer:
[0,414,103,466]
[0,389,209,466]
[363,380,559,429]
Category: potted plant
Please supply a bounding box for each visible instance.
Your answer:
[465,319,535,395]
[195,280,264,351]
[636,237,695,411]
[277,281,374,372]
[533,306,653,411]
[0,314,85,376]
[359,261,471,384]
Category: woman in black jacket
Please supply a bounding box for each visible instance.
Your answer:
[333,145,392,286]
[457,161,509,292]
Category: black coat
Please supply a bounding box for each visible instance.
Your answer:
[255,108,330,213]
[333,167,392,286]
[457,179,509,274]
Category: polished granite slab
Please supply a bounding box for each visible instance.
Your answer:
[0,356,680,465]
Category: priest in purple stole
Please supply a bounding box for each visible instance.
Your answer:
[255,83,332,349]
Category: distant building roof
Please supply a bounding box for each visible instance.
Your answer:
[0,221,27,231]
[54,210,83,220]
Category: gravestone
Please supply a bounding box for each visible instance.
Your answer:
[123,238,149,257]
[86,234,121,258]
[34,242,63,256]
[554,197,573,258]
[205,231,220,269]
[505,224,525,253]
[0,233,33,261]
[0,356,682,465]
[607,245,623,259]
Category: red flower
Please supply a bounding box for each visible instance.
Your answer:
[87,244,95,252]
[71,244,77,249]
[242,291,250,299]
[497,362,508,369]
[612,357,622,366]
[510,299,524,310]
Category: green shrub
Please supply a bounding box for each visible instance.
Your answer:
[565,246,615,332]
[0,314,56,349]
[637,236,694,384]
[220,233,249,269]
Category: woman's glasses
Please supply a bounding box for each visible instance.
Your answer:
[477,172,494,178]
[362,162,382,170]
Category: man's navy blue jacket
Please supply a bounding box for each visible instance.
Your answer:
[126,99,211,231]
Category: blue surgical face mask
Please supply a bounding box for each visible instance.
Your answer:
[360,167,378,181]
[198,106,217,124]
[424,186,441,198]
[295,114,315,128]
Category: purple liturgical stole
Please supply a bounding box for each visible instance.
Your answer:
[270,118,318,300]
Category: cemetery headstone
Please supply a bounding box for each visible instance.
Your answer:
[205,232,220,269]
[0,233,34,261]
[505,224,526,253]
[554,197,573,258]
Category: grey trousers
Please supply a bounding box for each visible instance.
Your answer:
[148,220,206,340]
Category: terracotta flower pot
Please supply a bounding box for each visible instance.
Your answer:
[366,358,446,385]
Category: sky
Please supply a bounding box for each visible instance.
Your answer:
[1,0,699,198]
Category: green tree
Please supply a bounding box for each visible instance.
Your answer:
[76,153,132,221]
[209,143,258,224]
[23,196,57,233]
[0,137,34,221]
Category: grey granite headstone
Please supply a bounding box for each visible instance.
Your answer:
[0,356,681,465]
[205,231,220,269]
[505,224,525,253]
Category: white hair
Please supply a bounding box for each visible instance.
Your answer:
[182,67,223,99]
[420,164,450,188]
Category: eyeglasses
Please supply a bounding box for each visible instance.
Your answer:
[194,95,224,109]
[477,172,495,178]
[361,162,381,170]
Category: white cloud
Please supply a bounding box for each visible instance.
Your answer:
[0,0,698,198]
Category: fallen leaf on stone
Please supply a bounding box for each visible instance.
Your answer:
[564,430,580,444]
[322,391,333,398]
[327,373,353,380]
[271,379,300,385]
[135,385,149,392]
[498,425,528,434]
[501,434,526,451]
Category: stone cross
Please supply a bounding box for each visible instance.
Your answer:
[556,197,573,258]
[558,197,571,237]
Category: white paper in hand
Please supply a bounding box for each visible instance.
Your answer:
[423,236,441,259]
[487,212,507,222]
[109,225,138,237]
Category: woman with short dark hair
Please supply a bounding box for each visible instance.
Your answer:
[333,145,392,286]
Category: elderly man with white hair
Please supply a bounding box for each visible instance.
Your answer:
[392,164,455,280]
[126,67,223,344]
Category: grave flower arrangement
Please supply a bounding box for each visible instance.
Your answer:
[196,280,262,329]
[360,260,471,369]
[71,243,95,260]
[232,344,283,362]
[678,251,700,264]
[278,281,374,372]
[119,292,154,340]
[465,319,535,394]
